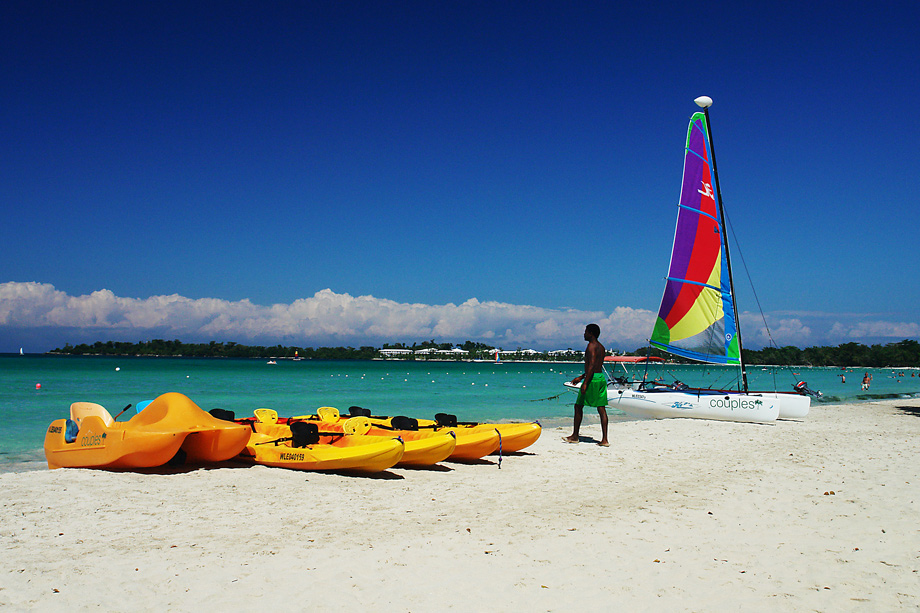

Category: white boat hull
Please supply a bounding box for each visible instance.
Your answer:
[760,392,810,419]
[563,381,780,423]
[611,388,779,423]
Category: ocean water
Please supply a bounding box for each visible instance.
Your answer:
[3,355,919,470]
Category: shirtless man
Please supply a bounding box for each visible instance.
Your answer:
[564,323,609,446]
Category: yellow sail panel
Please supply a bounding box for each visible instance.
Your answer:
[664,252,723,342]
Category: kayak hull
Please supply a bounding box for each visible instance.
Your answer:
[243,423,405,473]
[363,417,501,460]
[441,428,501,460]
[290,417,458,467]
[416,421,542,454]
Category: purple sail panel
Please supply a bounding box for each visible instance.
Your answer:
[657,117,709,323]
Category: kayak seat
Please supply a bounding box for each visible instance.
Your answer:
[254,408,278,424]
[435,413,458,428]
[70,402,114,427]
[342,416,371,435]
[391,416,418,431]
[64,419,80,444]
[316,407,340,422]
[290,421,319,447]
[349,406,372,417]
[209,408,236,421]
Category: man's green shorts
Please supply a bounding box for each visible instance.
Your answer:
[575,373,608,407]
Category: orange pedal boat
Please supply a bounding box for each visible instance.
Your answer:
[44,392,251,470]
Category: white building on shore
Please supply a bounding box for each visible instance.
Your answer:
[379,348,413,357]
[379,347,469,359]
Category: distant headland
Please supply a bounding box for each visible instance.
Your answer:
[45,339,920,367]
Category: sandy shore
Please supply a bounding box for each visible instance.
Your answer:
[2,399,919,611]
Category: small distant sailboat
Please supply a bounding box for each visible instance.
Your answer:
[601,96,809,423]
[19,347,24,356]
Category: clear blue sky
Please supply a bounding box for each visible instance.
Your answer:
[2,1,918,352]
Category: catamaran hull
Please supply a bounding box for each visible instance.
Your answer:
[565,380,803,421]
[761,392,810,419]
[609,389,779,423]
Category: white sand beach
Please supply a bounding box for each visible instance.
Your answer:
[2,398,918,611]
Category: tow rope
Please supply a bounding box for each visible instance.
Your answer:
[496,428,502,469]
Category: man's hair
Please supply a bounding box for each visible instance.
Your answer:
[586,323,600,338]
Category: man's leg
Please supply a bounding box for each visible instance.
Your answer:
[597,406,609,447]
[564,404,584,442]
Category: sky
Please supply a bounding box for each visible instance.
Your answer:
[2,1,919,353]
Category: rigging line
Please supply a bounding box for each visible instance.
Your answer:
[723,213,778,349]
[725,213,797,387]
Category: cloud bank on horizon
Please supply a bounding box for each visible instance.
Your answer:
[1,282,917,352]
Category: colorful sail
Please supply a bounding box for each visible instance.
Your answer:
[649,112,740,364]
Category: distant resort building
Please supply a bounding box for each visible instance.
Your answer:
[549,349,585,357]
[379,348,413,357]
[379,347,468,359]
[421,348,469,357]
[496,349,542,357]
[379,346,587,361]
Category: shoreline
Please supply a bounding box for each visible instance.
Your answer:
[12,354,920,370]
[2,398,918,609]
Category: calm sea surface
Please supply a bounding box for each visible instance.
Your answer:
[3,355,918,470]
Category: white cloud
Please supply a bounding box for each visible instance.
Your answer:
[744,315,812,347]
[4,282,916,352]
[0,282,654,350]
[829,320,920,340]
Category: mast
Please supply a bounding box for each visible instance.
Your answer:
[694,96,749,392]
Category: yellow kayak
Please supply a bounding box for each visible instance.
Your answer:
[240,412,404,473]
[418,418,542,453]
[44,392,251,470]
[286,408,457,467]
[324,408,501,461]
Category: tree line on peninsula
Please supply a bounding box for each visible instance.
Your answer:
[47,338,920,367]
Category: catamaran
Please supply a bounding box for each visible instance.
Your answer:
[569,96,809,423]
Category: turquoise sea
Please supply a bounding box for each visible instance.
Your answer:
[3,355,919,471]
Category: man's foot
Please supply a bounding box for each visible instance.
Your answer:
[598,441,610,447]
[562,436,579,443]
